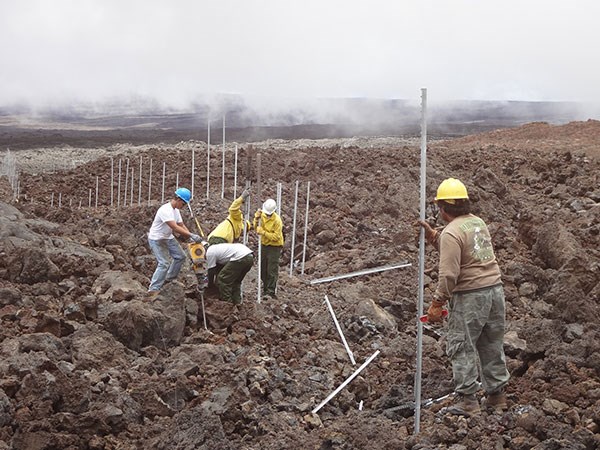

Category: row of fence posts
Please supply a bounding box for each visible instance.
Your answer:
[1,149,20,202]
[43,146,312,277]
[51,145,244,208]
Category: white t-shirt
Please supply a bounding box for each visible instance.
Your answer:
[206,243,253,269]
[148,202,183,240]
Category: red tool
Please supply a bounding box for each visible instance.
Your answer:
[419,310,448,323]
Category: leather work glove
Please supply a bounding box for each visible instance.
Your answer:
[427,299,447,323]
[256,226,264,235]
[241,188,250,200]
[190,233,203,243]
[254,209,262,219]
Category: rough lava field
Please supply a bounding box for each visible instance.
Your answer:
[0,119,599,449]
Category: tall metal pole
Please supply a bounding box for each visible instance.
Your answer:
[161,161,166,203]
[221,114,226,199]
[191,146,195,199]
[148,158,153,206]
[243,180,250,245]
[124,158,130,207]
[276,182,282,216]
[138,156,142,206]
[110,157,114,207]
[206,117,211,199]
[130,167,134,206]
[414,87,428,434]
[95,176,99,208]
[256,153,262,304]
[289,180,299,276]
[233,145,238,199]
[117,159,122,208]
[256,152,262,212]
[301,181,311,275]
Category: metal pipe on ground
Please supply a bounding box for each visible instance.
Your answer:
[312,350,380,414]
[309,262,412,285]
[324,295,355,365]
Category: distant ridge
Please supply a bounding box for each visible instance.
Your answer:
[1,96,599,150]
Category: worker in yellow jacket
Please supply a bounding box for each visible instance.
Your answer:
[207,188,251,245]
[254,198,284,298]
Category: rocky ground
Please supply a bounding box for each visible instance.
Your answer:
[0,120,599,449]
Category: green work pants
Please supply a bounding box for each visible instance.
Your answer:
[446,284,510,395]
[217,254,254,304]
[261,245,281,297]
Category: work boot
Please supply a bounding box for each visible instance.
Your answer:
[485,390,508,413]
[444,394,481,417]
[143,290,160,302]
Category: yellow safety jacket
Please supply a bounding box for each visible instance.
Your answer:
[208,195,249,243]
[254,212,284,247]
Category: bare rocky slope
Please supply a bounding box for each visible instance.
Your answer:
[0,120,599,449]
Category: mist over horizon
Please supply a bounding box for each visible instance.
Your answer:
[2,94,599,132]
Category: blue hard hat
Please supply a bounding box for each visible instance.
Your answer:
[175,187,191,203]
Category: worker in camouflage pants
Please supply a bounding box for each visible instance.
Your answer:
[447,286,509,400]
[418,178,510,417]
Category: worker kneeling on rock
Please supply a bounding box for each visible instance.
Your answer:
[206,243,254,304]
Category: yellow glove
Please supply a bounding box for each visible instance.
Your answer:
[256,226,264,235]
[254,209,262,219]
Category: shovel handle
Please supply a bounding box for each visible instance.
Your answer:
[419,309,448,323]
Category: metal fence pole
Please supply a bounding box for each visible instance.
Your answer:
[289,180,299,276]
[301,181,311,275]
[414,87,428,434]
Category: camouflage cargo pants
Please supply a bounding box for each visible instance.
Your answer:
[446,284,510,395]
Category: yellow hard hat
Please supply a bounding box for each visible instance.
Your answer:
[435,178,469,204]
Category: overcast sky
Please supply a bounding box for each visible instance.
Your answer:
[1,0,599,108]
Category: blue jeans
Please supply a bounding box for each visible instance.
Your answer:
[148,238,186,292]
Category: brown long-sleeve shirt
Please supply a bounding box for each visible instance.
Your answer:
[435,214,502,302]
